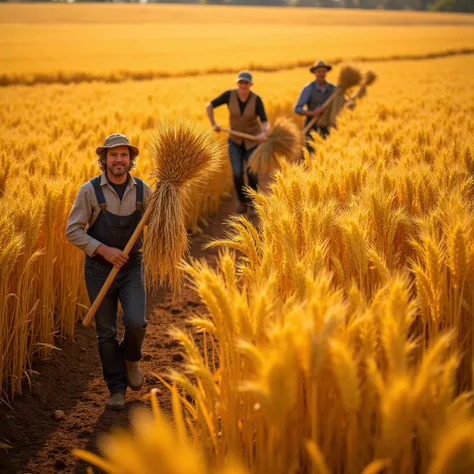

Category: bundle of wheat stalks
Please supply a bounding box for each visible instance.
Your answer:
[144,121,221,291]
[350,69,377,102]
[316,64,363,129]
[248,117,302,174]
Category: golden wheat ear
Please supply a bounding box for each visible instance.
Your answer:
[364,70,377,86]
[338,64,363,90]
[351,69,378,101]
[143,120,221,293]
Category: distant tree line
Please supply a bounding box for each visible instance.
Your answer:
[213,0,472,11]
[10,0,474,13]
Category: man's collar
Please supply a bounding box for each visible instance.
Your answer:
[100,171,136,186]
[314,80,327,91]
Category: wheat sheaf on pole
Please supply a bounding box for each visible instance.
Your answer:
[82,121,221,326]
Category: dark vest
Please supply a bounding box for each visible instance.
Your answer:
[86,175,144,269]
[229,90,261,150]
[305,81,336,129]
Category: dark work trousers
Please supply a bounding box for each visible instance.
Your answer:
[305,125,330,154]
[84,175,147,394]
[228,139,259,203]
[85,258,147,394]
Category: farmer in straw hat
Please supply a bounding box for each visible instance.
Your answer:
[66,134,152,411]
[206,70,270,215]
[294,60,336,151]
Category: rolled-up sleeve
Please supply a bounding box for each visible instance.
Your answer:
[294,84,312,114]
[65,184,101,257]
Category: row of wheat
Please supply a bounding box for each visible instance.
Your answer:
[1,63,313,399]
[0,160,231,401]
[77,57,474,473]
[0,84,237,400]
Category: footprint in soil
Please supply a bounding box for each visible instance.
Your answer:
[78,430,92,439]
[164,340,179,349]
[145,375,159,384]
[54,458,67,470]
[186,301,201,308]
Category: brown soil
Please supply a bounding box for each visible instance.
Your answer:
[0,187,260,474]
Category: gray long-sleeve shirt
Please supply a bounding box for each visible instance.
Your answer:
[294,81,336,115]
[65,172,153,257]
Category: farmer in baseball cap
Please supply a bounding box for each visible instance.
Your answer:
[205,70,270,215]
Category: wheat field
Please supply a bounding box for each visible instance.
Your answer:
[75,54,474,474]
[1,3,474,473]
[1,4,474,84]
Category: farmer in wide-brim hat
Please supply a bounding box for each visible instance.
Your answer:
[66,133,153,411]
[294,60,336,151]
[206,70,270,215]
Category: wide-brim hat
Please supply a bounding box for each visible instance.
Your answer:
[310,60,332,73]
[95,133,139,158]
[235,70,253,83]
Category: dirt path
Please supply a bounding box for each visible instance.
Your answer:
[0,189,253,474]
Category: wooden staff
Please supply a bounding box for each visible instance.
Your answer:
[302,93,337,135]
[220,127,260,141]
[82,205,153,327]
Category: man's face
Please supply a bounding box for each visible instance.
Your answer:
[106,146,131,176]
[314,67,328,82]
[237,80,252,94]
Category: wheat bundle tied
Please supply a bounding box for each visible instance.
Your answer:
[248,117,302,174]
[144,121,221,292]
[303,64,362,133]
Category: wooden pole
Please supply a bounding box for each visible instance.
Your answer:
[82,204,154,327]
[302,93,337,135]
[220,127,260,141]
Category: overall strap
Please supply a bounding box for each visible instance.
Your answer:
[90,176,107,211]
[135,177,144,212]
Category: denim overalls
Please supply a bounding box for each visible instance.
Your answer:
[84,176,148,394]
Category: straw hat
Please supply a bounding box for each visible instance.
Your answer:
[310,60,332,73]
[95,133,139,158]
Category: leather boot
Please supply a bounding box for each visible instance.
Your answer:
[125,360,144,391]
[106,392,126,411]
[236,201,247,214]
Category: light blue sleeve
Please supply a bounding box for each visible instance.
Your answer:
[294,84,312,114]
